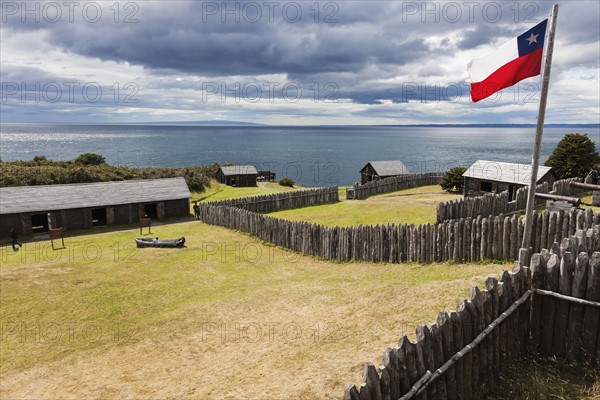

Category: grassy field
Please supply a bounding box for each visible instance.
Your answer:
[2,183,596,398]
[270,185,462,226]
[191,181,300,203]
[579,193,600,213]
[0,218,508,399]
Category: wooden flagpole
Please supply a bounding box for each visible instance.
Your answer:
[521,4,559,252]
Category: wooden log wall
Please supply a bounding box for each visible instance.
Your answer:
[200,198,598,264]
[437,178,587,223]
[436,182,550,223]
[552,177,586,197]
[204,186,339,213]
[344,266,532,400]
[347,172,444,200]
[344,231,600,400]
[531,230,600,366]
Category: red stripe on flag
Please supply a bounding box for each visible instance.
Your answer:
[470,48,543,103]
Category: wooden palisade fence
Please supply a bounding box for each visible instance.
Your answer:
[200,201,598,264]
[436,178,586,223]
[205,186,339,213]
[343,227,600,400]
[347,172,444,200]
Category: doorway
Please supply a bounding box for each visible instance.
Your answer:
[91,208,107,226]
[144,203,158,219]
[508,184,515,201]
[30,213,49,233]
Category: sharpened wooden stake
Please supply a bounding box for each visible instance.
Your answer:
[400,288,535,400]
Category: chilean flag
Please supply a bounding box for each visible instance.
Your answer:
[468,20,548,102]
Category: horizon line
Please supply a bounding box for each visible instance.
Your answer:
[2,122,599,127]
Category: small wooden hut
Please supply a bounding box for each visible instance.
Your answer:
[217,165,258,187]
[463,160,557,199]
[359,161,409,184]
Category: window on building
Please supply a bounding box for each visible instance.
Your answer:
[480,181,493,192]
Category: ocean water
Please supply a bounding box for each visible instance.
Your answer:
[1,124,599,187]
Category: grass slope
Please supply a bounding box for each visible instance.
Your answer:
[191,181,300,203]
[579,193,600,213]
[3,184,593,398]
[270,185,462,226]
[1,220,505,399]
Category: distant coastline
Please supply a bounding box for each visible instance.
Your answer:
[2,122,598,128]
[3,124,598,186]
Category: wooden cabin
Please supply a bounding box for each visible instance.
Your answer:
[0,177,191,237]
[257,170,276,182]
[463,160,557,199]
[360,161,409,184]
[217,165,258,187]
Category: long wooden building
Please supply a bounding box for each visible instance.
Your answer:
[463,160,557,199]
[0,177,191,237]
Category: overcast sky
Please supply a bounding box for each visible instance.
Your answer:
[1,0,598,125]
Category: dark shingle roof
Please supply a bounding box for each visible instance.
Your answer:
[463,160,554,185]
[361,161,409,176]
[219,165,258,176]
[0,177,191,215]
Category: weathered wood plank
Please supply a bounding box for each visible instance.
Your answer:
[530,254,545,355]
[566,252,590,362]
[581,251,600,365]
[359,363,381,400]
[468,287,484,396]
[498,271,512,372]
[554,251,574,358]
[416,325,436,399]
[457,299,473,400]
[382,348,400,400]
[540,254,560,356]
[429,323,447,398]
[450,310,464,400]
[438,311,456,399]
[486,277,500,392]
[397,340,412,395]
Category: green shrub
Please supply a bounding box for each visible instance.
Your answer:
[32,155,48,163]
[74,153,106,165]
[278,177,295,187]
[440,167,467,193]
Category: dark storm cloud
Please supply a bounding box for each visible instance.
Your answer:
[37,7,433,77]
[344,82,468,105]
[2,1,597,79]
[1,0,598,124]
[457,24,516,50]
[0,2,506,75]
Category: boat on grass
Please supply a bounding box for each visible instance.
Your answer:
[135,237,185,248]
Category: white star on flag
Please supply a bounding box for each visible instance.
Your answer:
[526,32,539,45]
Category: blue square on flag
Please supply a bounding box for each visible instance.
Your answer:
[518,20,548,57]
